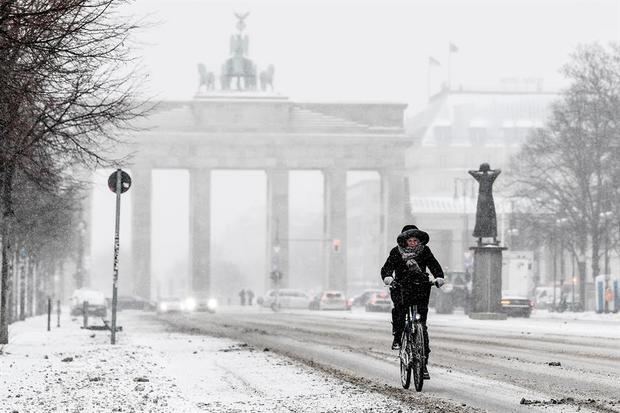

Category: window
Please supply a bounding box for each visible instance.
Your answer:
[469,127,487,146]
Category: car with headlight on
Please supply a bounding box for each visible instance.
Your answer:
[500,295,533,317]
[157,297,184,313]
[184,294,218,313]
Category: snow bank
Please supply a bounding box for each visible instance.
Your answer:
[0,310,418,412]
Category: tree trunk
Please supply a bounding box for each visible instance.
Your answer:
[0,164,16,344]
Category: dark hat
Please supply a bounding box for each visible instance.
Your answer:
[397,228,430,247]
[401,225,418,233]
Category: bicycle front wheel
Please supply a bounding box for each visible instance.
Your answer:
[412,324,426,392]
[399,330,412,389]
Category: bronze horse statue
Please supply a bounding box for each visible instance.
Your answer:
[260,64,275,91]
[197,63,215,92]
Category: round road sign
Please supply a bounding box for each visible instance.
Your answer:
[108,169,132,193]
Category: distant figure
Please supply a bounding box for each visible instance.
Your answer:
[247,290,255,306]
[468,163,501,243]
[239,289,246,306]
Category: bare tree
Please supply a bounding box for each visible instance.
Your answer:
[0,0,146,343]
[510,43,620,309]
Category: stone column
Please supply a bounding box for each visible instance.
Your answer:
[131,166,152,300]
[189,168,211,294]
[380,170,406,253]
[324,168,347,292]
[266,169,289,289]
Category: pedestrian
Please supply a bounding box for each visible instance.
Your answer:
[247,290,255,306]
[380,225,445,378]
[239,289,246,306]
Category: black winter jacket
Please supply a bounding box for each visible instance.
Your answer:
[381,245,444,303]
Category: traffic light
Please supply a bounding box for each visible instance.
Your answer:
[332,239,341,253]
[270,270,282,282]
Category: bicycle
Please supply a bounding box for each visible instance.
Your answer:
[391,277,436,391]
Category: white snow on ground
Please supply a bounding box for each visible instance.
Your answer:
[0,310,419,413]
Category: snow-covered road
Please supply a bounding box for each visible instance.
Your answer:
[0,310,422,412]
[160,307,620,413]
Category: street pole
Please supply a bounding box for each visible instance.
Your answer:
[111,169,122,344]
[572,276,576,311]
[552,237,557,311]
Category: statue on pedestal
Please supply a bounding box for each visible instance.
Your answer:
[468,163,501,244]
[221,12,257,91]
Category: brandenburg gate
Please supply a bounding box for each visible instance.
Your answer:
[99,14,411,299]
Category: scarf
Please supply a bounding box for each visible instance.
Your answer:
[398,244,424,274]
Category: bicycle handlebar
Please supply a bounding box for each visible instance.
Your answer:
[389,275,438,289]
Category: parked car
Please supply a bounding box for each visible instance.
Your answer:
[157,297,185,313]
[351,289,385,307]
[309,290,348,311]
[70,289,107,317]
[260,289,311,310]
[114,295,156,311]
[365,291,392,312]
[500,295,533,317]
[429,271,471,314]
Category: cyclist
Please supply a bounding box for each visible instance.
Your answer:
[381,225,445,374]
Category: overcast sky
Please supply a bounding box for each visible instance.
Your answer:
[90,0,619,297]
[127,0,619,110]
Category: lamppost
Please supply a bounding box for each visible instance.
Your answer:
[600,210,612,313]
[454,177,474,269]
[75,220,86,289]
[555,217,569,311]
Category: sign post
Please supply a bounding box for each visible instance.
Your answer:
[108,169,131,344]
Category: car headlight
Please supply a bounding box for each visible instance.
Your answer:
[207,299,218,311]
[185,297,197,311]
[159,303,168,312]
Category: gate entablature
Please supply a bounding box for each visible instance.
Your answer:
[110,95,410,299]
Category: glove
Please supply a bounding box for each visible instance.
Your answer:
[383,276,394,286]
[435,277,445,288]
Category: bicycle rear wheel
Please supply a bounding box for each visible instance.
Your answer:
[412,324,426,392]
[399,330,412,389]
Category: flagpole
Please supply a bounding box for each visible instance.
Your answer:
[448,45,452,91]
[427,60,431,101]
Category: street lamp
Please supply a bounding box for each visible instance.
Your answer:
[599,210,613,313]
[555,217,569,311]
[75,220,87,289]
[454,177,473,270]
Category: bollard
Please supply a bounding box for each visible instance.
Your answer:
[47,298,52,331]
[83,301,89,328]
[56,300,61,328]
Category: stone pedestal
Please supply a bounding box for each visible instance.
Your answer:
[469,243,507,320]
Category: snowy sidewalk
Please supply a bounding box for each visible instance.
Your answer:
[0,311,417,413]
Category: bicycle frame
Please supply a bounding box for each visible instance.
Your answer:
[395,277,433,391]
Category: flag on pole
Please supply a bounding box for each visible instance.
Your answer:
[449,42,459,53]
[428,56,441,66]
